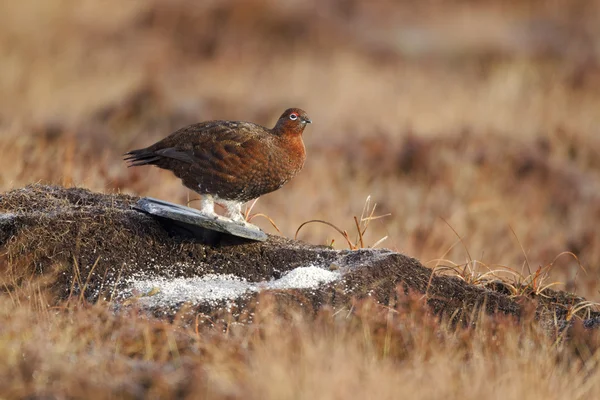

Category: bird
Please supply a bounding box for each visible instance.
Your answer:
[124,108,311,225]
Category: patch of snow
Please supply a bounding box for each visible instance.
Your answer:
[264,266,340,290]
[129,274,253,307]
[125,265,341,308]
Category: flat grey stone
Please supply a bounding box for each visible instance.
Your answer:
[134,197,268,242]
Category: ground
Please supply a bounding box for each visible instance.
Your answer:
[1,1,600,398]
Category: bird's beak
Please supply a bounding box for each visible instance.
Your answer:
[303,118,312,124]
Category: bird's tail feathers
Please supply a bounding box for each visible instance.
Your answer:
[123,148,161,167]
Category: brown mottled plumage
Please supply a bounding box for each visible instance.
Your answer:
[124,108,311,222]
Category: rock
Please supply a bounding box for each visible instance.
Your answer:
[0,184,598,330]
[134,197,268,242]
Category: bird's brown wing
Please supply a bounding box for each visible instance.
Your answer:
[149,121,267,167]
[153,147,197,163]
[140,121,274,199]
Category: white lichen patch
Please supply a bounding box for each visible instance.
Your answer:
[0,213,16,221]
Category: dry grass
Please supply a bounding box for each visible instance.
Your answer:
[2,0,600,397]
[1,289,600,399]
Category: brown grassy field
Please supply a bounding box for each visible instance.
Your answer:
[2,0,600,398]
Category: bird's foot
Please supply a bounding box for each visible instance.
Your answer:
[198,196,263,231]
[198,210,221,221]
[218,199,247,223]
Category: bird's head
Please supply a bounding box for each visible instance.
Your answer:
[273,108,312,135]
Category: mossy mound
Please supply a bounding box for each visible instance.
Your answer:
[0,184,596,328]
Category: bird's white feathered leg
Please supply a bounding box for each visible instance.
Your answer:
[199,194,218,219]
[219,199,246,223]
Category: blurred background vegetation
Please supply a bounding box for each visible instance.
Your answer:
[1,0,599,297]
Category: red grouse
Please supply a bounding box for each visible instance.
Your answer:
[124,108,311,223]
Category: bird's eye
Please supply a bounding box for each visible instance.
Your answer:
[289,113,298,121]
